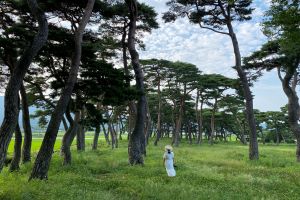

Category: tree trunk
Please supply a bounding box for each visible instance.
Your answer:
[197,99,204,144]
[144,99,151,148]
[61,111,80,165]
[106,110,116,149]
[20,83,32,163]
[195,89,200,144]
[209,97,217,145]
[227,23,259,160]
[121,19,137,140]
[77,124,85,151]
[154,72,161,146]
[109,123,115,149]
[77,108,85,151]
[101,122,110,145]
[122,22,129,86]
[112,124,118,148]
[62,116,69,132]
[174,98,184,147]
[278,67,300,162]
[126,0,146,165]
[92,124,101,150]
[65,105,74,127]
[275,126,280,145]
[128,101,137,137]
[119,116,124,140]
[0,0,48,172]
[188,121,192,144]
[10,122,22,172]
[171,102,177,145]
[29,0,95,180]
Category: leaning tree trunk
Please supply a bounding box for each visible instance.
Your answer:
[101,122,110,145]
[227,23,259,160]
[62,117,69,131]
[126,0,146,165]
[0,0,48,172]
[61,111,80,165]
[279,67,300,162]
[105,110,117,149]
[20,83,32,163]
[10,122,22,172]
[121,22,137,138]
[29,0,95,180]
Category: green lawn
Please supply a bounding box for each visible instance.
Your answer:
[1,139,300,200]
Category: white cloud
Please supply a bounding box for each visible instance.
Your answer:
[138,0,286,111]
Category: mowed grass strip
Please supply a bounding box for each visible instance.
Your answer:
[1,138,300,200]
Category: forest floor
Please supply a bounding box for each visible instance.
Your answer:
[0,138,300,200]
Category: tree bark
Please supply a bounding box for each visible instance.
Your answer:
[29,0,95,180]
[128,101,137,137]
[227,22,259,160]
[209,97,218,145]
[20,84,32,163]
[77,110,85,151]
[61,111,80,165]
[105,110,116,149]
[112,124,118,148]
[195,89,200,144]
[278,67,300,161]
[101,122,110,145]
[119,116,124,140]
[196,93,204,144]
[122,22,129,86]
[0,0,48,172]
[126,0,146,165]
[62,116,69,132]
[154,71,162,146]
[76,126,85,151]
[188,121,192,144]
[10,122,22,172]
[65,105,74,127]
[144,99,151,148]
[92,124,101,150]
[174,98,184,147]
[275,125,280,145]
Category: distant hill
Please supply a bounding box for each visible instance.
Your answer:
[0,96,64,132]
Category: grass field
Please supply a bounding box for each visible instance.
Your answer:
[0,138,300,200]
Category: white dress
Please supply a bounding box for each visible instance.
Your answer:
[163,152,176,177]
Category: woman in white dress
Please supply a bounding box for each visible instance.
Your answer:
[163,145,176,177]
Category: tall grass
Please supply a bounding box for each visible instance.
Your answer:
[1,139,300,200]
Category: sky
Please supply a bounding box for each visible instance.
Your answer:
[0,0,287,112]
[137,0,287,111]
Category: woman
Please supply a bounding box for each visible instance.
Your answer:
[163,145,176,177]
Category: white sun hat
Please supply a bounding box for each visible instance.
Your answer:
[165,145,173,151]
